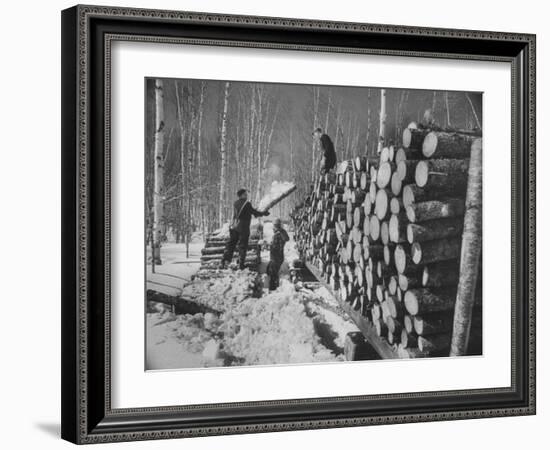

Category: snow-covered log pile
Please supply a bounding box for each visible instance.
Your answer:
[199,224,262,271]
[291,123,483,358]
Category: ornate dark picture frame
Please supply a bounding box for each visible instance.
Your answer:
[61,4,536,444]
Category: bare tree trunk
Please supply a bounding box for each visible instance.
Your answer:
[311,87,320,183]
[334,102,342,158]
[262,102,279,174]
[153,79,165,264]
[345,113,352,159]
[465,93,481,128]
[444,91,452,128]
[395,90,408,143]
[218,81,230,226]
[431,91,438,117]
[324,88,332,135]
[255,86,264,203]
[234,101,241,191]
[365,88,371,155]
[289,127,294,180]
[377,89,387,155]
[197,82,206,241]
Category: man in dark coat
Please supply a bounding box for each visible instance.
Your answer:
[222,188,269,270]
[313,127,337,174]
[266,218,290,291]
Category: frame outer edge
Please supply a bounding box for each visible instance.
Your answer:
[61,5,80,445]
[65,5,537,444]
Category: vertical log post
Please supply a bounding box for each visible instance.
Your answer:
[450,138,482,356]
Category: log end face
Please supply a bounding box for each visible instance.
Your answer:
[415,160,429,187]
[405,205,416,223]
[395,148,406,165]
[406,223,414,244]
[394,244,406,274]
[404,315,413,333]
[389,214,399,243]
[404,290,418,316]
[421,265,429,286]
[422,131,438,158]
[411,242,422,264]
[403,128,412,148]
[397,160,406,181]
[402,184,415,208]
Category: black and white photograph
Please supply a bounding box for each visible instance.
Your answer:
[145,78,483,370]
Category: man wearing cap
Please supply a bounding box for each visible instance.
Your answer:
[222,188,269,270]
[312,127,337,175]
[266,218,290,291]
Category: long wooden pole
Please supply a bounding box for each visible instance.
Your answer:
[450,138,482,356]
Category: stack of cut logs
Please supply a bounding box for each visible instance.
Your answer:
[292,124,482,358]
[199,231,261,271]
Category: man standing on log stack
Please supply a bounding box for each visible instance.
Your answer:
[266,218,290,291]
[312,127,337,175]
[221,188,269,270]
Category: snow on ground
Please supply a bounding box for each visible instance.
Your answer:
[146,236,360,370]
[146,242,203,297]
[147,279,352,369]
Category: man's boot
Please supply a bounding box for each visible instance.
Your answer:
[220,259,226,270]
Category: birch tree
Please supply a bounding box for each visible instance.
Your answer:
[218,81,230,226]
[444,91,452,127]
[324,88,332,135]
[377,88,387,154]
[365,88,371,155]
[152,79,165,265]
[310,87,321,182]
[196,82,206,239]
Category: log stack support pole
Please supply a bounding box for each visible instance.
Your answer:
[450,138,483,356]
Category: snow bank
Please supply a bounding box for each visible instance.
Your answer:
[147,274,352,369]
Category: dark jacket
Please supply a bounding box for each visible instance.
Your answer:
[320,134,337,172]
[233,198,265,231]
[270,228,289,265]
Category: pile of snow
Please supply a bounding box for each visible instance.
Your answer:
[258,181,296,213]
[147,274,351,369]
[222,281,340,365]
[180,270,259,312]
